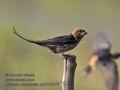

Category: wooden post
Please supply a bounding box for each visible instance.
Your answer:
[61,54,77,90]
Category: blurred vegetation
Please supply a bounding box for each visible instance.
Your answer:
[0,0,120,90]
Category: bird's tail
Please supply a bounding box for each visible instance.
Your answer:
[13,26,44,45]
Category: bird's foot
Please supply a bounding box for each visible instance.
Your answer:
[61,54,74,59]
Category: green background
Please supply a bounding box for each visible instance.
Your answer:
[0,0,120,90]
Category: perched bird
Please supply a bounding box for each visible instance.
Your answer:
[84,32,120,90]
[13,27,87,56]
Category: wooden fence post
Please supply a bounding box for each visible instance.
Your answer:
[61,55,77,90]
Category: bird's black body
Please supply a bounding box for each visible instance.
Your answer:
[95,49,112,62]
[13,27,87,55]
[34,34,80,54]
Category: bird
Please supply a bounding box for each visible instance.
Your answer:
[13,27,88,56]
[84,32,120,90]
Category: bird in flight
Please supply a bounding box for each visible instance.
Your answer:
[13,27,87,56]
[84,32,120,90]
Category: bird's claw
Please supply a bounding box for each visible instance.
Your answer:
[62,54,73,59]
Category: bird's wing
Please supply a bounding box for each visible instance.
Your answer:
[97,60,119,90]
[13,27,77,45]
[39,35,77,45]
[112,53,120,59]
[92,32,111,53]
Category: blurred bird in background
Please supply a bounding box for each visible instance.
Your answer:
[84,32,120,90]
[13,27,87,56]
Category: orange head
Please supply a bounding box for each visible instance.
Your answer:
[89,55,98,70]
[72,28,88,40]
